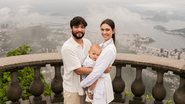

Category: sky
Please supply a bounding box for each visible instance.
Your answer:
[0,0,185,49]
[1,0,185,26]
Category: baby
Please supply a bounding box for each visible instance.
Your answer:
[82,44,101,103]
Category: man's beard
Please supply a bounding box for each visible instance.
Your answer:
[72,31,85,39]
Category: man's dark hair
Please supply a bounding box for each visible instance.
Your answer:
[70,16,87,28]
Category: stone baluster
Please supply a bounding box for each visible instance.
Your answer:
[6,71,22,104]
[51,64,63,103]
[152,70,166,104]
[112,65,125,102]
[30,66,46,104]
[173,73,185,104]
[129,66,146,104]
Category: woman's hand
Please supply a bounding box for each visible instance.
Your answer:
[104,65,112,73]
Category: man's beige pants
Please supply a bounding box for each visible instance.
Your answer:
[64,92,87,104]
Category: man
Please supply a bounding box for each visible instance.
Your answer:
[61,16,92,104]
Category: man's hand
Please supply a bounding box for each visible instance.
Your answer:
[104,65,112,73]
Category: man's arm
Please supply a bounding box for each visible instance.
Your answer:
[75,65,111,75]
[74,67,92,75]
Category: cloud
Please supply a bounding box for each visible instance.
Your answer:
[0,5,49,27]
[144,11,171,23]
[133,2,185,22]
[85,4,145,33]
[1,1,184,29]
[0,7,12,22]
[17,5,32,15]
[14,5,49,26]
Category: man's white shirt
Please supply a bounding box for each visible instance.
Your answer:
[61,36,91,95]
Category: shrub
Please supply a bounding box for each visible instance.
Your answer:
[0,44,51,104]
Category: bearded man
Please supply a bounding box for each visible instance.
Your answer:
[61,16,92,104]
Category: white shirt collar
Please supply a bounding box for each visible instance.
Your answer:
[100,38,113,49]
[69,36,83,48]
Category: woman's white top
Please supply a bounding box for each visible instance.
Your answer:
[80,38,117,103]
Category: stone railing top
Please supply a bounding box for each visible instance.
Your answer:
[0,53,185,73]
[0,53,62,71]
[116,53,185,73]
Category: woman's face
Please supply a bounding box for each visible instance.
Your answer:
[100,23,114,41]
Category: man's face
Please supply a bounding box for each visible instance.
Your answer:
[71,24,85,39]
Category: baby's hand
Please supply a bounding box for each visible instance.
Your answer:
[85,89,93,102]
[86,91,93,99]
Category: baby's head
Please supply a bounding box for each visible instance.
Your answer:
[89,44,101,61]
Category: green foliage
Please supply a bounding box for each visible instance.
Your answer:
[166,100,173,104]
[124,90,132,97]
[145,94,153,101]
[0,44,51,104]
[18,67,34,99]
[41,76,52,96]
[0,71,10,104]
[6,44,31,57]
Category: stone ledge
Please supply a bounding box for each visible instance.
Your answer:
[0,53,185,73]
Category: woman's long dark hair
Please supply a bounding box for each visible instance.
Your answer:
[100,19,116,44]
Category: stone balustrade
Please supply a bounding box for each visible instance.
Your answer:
[0,53,185,104]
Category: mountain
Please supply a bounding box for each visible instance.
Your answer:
[171,28,185,34]
[153,25,167,31]
[154,25,185,37]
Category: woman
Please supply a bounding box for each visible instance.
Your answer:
[80,19,117,104]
